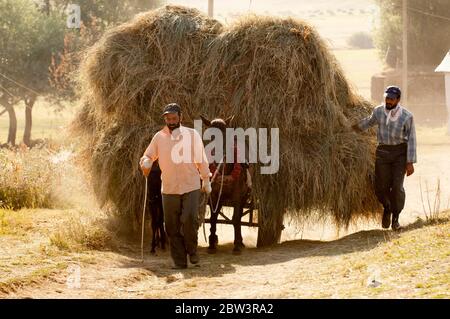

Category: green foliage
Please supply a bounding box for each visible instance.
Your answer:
[0,0,66,101]
[0,0,164,104]
[48,0,165,101]
[50,0,164,28]
[375,0,450,68]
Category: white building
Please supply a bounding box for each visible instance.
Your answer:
[435,51,450,135]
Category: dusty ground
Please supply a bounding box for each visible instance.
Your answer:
[0,210,448,299]
[0,131,449,299]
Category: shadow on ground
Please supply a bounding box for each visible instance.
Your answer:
[115,216,449,280]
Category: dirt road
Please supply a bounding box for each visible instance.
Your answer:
[1,130,449,299]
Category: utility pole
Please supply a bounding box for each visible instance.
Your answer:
[208,0,214,18]
[402,0,408,105]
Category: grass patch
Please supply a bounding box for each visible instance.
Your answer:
[0,209,33,235]
[340,211,450,298]
[0,262,67,295]
[49,212,116,252]
[0,145,93,211]
[0,148,61,210]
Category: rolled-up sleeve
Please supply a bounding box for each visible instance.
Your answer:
[358,109,378,131]
[405,116,417,163]
[193,130,211,180]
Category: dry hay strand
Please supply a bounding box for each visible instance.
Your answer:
[196,15,381,232]
[78,5,223,126]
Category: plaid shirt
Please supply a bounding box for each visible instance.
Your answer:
[358,104,417,163]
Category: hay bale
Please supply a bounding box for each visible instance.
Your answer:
[196,15,381,244]
[74,8,381,240]
[78,5,223,126]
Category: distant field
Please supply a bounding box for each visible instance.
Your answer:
[333,48,383,101]
[0,101,79,144]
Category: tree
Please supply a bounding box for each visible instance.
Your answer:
[49,0,163,28]
[375,0,450,69]
[0,0,65,146]
[48,0,165,105]
[0,0,164,146]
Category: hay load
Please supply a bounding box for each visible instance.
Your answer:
[74,6,223,227]
[74,6,381,244]
[196,15,381,245]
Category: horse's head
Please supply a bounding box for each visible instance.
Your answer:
[200,114,237,170]
[200,115,234,133]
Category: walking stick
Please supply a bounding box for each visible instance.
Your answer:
[141,176,148,262]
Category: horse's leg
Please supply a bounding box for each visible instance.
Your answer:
[151,215,157,254]
[208,203,221,254]
[150,200,160,254]
[232,202,244,254]
[159,203,166,250]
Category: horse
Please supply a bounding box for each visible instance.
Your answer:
[200,115,252,254]
[146,161,166,254]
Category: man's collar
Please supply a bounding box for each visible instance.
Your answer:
[162,125,185,139]
[384,103,401,111]
[163,125,184,132]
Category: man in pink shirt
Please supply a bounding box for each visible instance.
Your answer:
[140,103,211,269]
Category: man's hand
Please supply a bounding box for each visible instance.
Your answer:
[406,163,414,176]
[201,179,212,194]
[140,156,152,177]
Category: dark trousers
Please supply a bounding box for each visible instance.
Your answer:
[375,143,407,218]
[162,189,200,266]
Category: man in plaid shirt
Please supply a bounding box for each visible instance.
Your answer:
[352,86,417,231]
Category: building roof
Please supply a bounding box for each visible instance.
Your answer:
[435,51,450,72]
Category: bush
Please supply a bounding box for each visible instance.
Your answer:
[347,32,374,49]
[50,213,115,251]
[0,146,86,210]
[0,147,55,209]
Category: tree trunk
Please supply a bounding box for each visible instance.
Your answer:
[23,96,36,147]
[0,97,17,146]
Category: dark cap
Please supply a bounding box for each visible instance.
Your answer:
[162,103,181,116]
[384,86,401,99]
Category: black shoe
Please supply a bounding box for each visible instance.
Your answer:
[171,264,187,269]
[391,215,401,231]
[382,209,391,229]
[189,253,199,265]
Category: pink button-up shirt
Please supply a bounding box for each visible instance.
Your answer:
[143,125,211,195]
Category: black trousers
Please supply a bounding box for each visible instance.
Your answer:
[374,143,407,217]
